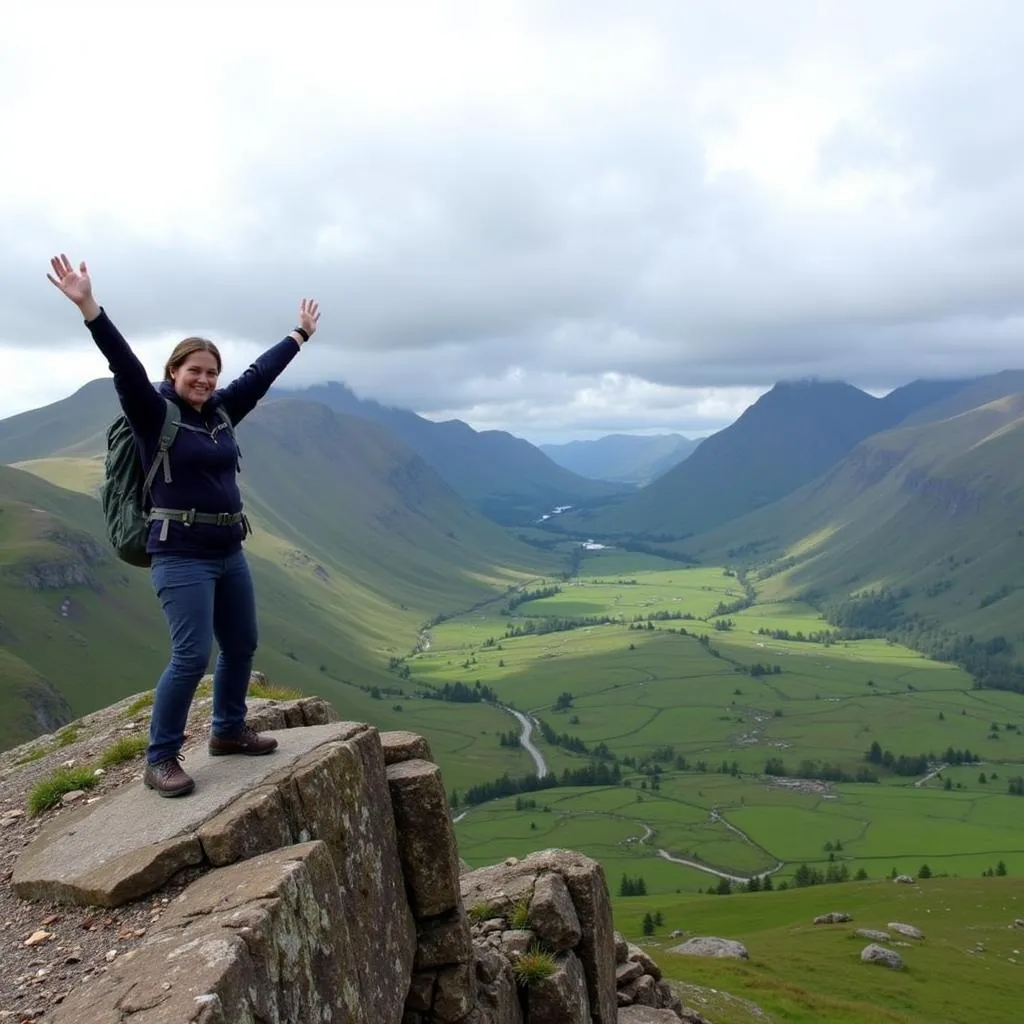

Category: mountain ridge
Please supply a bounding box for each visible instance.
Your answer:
[272,380,626,523]
[540,432,700,485]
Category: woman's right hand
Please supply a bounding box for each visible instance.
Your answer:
[47,254,96,310]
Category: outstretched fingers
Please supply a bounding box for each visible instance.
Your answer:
[301,298,321,323]
[47,254,66,288]
[46,254,75,285]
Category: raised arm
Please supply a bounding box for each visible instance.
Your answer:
[217,299,321,424]
[47,255,164,433]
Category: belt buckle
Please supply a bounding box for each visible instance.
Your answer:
[216,512,231,526]
[182,509,195,526]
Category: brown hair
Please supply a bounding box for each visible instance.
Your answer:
[164,337,223,381]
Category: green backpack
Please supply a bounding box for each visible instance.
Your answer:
[100,399,233,567]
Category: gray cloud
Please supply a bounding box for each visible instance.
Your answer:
[4,1,1024,433]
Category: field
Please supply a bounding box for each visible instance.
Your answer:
[389,550,1024,892]
[614,876,1024,1024]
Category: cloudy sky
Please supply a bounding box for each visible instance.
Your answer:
[3,0,1024,442]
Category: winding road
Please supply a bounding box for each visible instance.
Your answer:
[452,704,548,824]
[503,706,548,779]
[656,848,783,885]
[454,710,783,885]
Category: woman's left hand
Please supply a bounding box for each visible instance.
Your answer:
[298,298,321,338]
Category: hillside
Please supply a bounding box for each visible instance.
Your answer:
[0,378,119,464]
[688,392,1024,685]
[899,369,1024,426]
[565,380,901,538]
[275,381,625,522]
[233,398,553,612]
[0,397,556,750]
[540,432,700,485]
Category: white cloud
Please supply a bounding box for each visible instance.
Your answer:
[3,0,1024,436]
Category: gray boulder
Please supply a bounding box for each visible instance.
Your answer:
[814,912,853,924]
[669,936,749,959]
[855,928,891,943]
[861,943,904,969]
[527,950,593,1023]
[888,922,924,940]
[529,871,582,952]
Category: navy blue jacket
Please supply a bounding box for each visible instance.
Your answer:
[87,308,300,559]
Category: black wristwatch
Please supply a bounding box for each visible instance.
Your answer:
[293,326,310,342]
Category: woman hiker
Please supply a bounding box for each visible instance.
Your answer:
[47,254,321,798]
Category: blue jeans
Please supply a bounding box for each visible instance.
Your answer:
[148,551,258,764]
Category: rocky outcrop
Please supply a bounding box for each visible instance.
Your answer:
[461,851,619,1024]
[11,702,684,1024]
[13,559,96,590]
[49,842,369,1022]
[888,922,924,940]
[611,931,685,1016]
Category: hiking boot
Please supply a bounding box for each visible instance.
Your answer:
[208,725,278,757]
[143,755,195,798]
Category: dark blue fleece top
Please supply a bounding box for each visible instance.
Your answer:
[87,308,300,559]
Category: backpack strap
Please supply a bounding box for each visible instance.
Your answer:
[215,405,240,469]
[143,400,181,496]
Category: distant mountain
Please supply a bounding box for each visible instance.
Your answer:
[0,387,556,750]
[569,380,910,537]
[688,391,1024,685]
[897,370,1024,427]
[273,382,625,523]
[540,433,701,485]
[872,377,974,423]
[0,378,120,464]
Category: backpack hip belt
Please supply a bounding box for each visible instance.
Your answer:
[147,508,251,542]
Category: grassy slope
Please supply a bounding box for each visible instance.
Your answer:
[687,394,1024,640]
[0,646,71,751]
[616,877,1024,1024]
[0,398,557,749]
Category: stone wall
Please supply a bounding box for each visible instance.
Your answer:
[11,701,691,1023]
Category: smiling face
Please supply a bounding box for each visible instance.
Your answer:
[170,350,220,409]
[164,337,223,411]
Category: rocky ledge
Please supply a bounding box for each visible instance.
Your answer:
[4,696,698,1023]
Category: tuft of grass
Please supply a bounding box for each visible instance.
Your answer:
[249,681,303,701]
[510,896,531,930]
[27,766,99,817]
[124,692,154,716]
[467,903,495,924]
[511,945,557,986]
[56,725,81,747]
[15,747,47,766]
[99,734,148,768]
